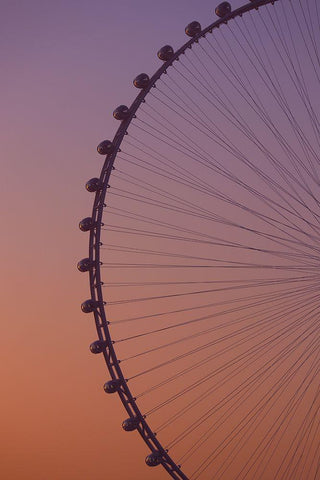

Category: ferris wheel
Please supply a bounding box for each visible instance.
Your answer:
[78,0,320,478]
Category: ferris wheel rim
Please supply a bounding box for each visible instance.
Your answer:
[81,1,289,478]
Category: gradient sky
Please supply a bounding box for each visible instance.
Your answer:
[1,1,310,479]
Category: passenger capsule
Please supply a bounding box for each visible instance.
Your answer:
[185,21,201,37]
[215,1,232,17]
[157,45,174,62]
[97,140,113,155]
[113,105,130,121]
[85,178,101,192]
[79,217,94,232]
[103,379,120,394]
[77,258,93,272]
[81,299,96,313]
[145,451,162,467]
[122,417,139,431]
[89,340,107,354]
[133,73,150,89]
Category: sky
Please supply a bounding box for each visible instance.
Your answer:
[0,1,244,479]
[1,1,318,479]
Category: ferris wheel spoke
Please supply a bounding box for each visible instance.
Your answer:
[188,340,319,479]
[79,1,320,478]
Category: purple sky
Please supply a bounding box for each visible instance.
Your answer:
[2,1,310,479]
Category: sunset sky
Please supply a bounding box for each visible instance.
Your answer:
[1,2,239,479]
[2,1,318,479]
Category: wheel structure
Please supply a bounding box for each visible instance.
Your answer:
[79,1,320,478]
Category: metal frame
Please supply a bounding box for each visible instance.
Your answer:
[84,1,278,478]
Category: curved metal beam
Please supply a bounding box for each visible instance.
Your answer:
[84,1,278,478]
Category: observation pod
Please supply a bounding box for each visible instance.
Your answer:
[77,258,93,272]
[133,73,150,89]
[89,340,107,354]
[185,21,201,37]
[113,105,130,121]
[81,299,96,313]
[79,217,94,232]
[122,417,139,431]
[145,451,162,467]
[215,1,232,17]
[85,178,102,192]
[157,45,174,62]
[103,379,121,394]
[97,140,113,155]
